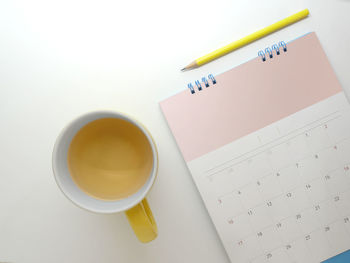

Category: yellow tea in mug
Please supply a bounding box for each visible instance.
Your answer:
[67,118,153,201]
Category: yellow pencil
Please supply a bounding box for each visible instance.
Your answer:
[182,9,309,71]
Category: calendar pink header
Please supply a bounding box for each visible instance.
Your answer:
[160,33,342,162]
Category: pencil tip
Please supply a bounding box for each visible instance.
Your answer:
[181,61,197,72]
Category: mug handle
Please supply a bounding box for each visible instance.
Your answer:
[125,198,157,243]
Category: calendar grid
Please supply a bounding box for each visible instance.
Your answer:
[219,179,350,244]
[196,106,350,263]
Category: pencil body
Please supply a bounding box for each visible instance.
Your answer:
[182,9,309,71]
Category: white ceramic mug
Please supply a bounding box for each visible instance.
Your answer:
[52,111,158,242]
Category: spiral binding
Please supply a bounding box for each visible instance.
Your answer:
[188,74,217,94]
[258,41,287,62]
[187,41,286,93]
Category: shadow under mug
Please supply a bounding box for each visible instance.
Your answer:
[52,111,158,243]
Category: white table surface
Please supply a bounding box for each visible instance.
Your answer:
[1,0,350,262]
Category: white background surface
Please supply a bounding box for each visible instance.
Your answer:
[0,0,349,262]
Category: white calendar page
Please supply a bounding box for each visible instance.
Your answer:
[187,92,350,263]
[160,33,350,263]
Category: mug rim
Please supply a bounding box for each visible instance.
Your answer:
[52,110,158,214]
